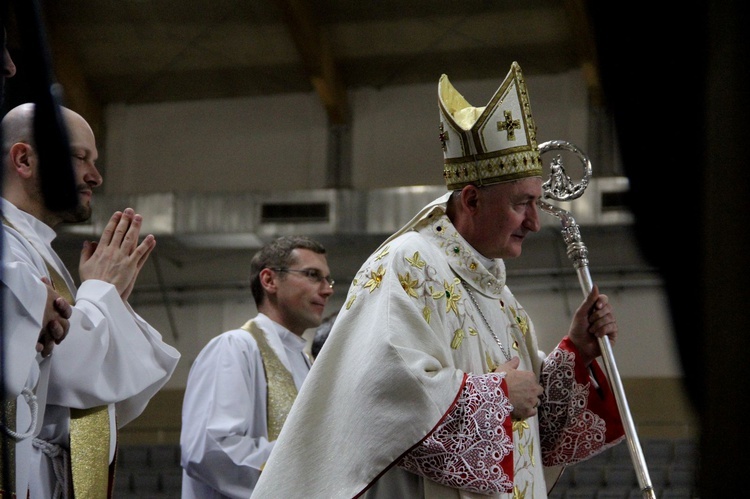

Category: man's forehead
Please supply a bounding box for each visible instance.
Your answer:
[292,248,328,265]
[65,120,98,157]
[486,177,542,197]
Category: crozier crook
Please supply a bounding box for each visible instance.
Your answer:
[537,140,656,499]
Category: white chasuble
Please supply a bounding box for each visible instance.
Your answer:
[241,196,624,499]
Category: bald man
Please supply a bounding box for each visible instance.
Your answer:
[1,103,180,498]
[1,37,75,499]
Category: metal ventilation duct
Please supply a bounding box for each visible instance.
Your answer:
[59,177,632,248]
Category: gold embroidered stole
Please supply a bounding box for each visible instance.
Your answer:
[240,321,298,441]
[2,218,111,498]
[40,248,111,499]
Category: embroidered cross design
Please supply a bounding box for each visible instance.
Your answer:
[439,122,449,151]
[496,110,520,141]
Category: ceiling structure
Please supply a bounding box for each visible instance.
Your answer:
[6,0,600,139]
[3,0,630,306]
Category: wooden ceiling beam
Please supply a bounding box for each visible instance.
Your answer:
[29,1,105,149]
[563,0,603,107]
[272,0,349,124]
[48,28,104,145]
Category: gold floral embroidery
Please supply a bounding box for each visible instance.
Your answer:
[508,305,529,335]
[432,278,461,315]
[398,272,419,298]
[345,295,356,310]
[374,246,390,261]
[364,265,385,292]
[445,286,461,315]
[485,351,496,372]
[519,441,535,465]
[451,328,465,349]
[405,251,426,269]
[468,327,478,336]
[513,483,528,499]
[515,312,529,335]
[422,306,431,324]
[513,419,530,438]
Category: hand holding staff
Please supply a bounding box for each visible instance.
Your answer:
[537,140,656,499]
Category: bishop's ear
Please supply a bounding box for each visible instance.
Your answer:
[461,184,481,210]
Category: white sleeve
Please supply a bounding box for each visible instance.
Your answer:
[2,233,48,398]
[44,279,180,427]
[180,331,273,499]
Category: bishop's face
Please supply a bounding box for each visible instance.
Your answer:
[470,177,542,260]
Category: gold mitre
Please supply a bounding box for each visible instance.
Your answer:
[439,61,542,190]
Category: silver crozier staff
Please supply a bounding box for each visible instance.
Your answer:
[536,140,656,499]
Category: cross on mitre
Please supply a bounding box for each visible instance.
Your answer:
[439,122,449,151]
[496,110,520,141]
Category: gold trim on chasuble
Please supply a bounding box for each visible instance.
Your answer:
[2,218,111,498]
[241,321,298,441]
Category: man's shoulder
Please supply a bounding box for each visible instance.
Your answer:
[204,326,258,349]
[366,230,436,262]
[2,216,46,266]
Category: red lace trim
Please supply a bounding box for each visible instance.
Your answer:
[398,373,515,493]
[539,341,624,466]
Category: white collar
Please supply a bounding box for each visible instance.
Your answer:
[1,197,58,247]
[254,313,306,354]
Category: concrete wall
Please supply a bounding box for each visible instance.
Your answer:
[102,69,592,194]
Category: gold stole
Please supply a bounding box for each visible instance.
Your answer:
[240,321,298,441]
[2,218,111,498]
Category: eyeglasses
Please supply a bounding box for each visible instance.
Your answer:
[270,268,334,288]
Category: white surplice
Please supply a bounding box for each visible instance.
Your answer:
[1,198,181,498]
[180,313,311,499]
[2,232,50,498]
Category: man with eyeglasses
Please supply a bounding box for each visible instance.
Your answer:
[180,235,334,498]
